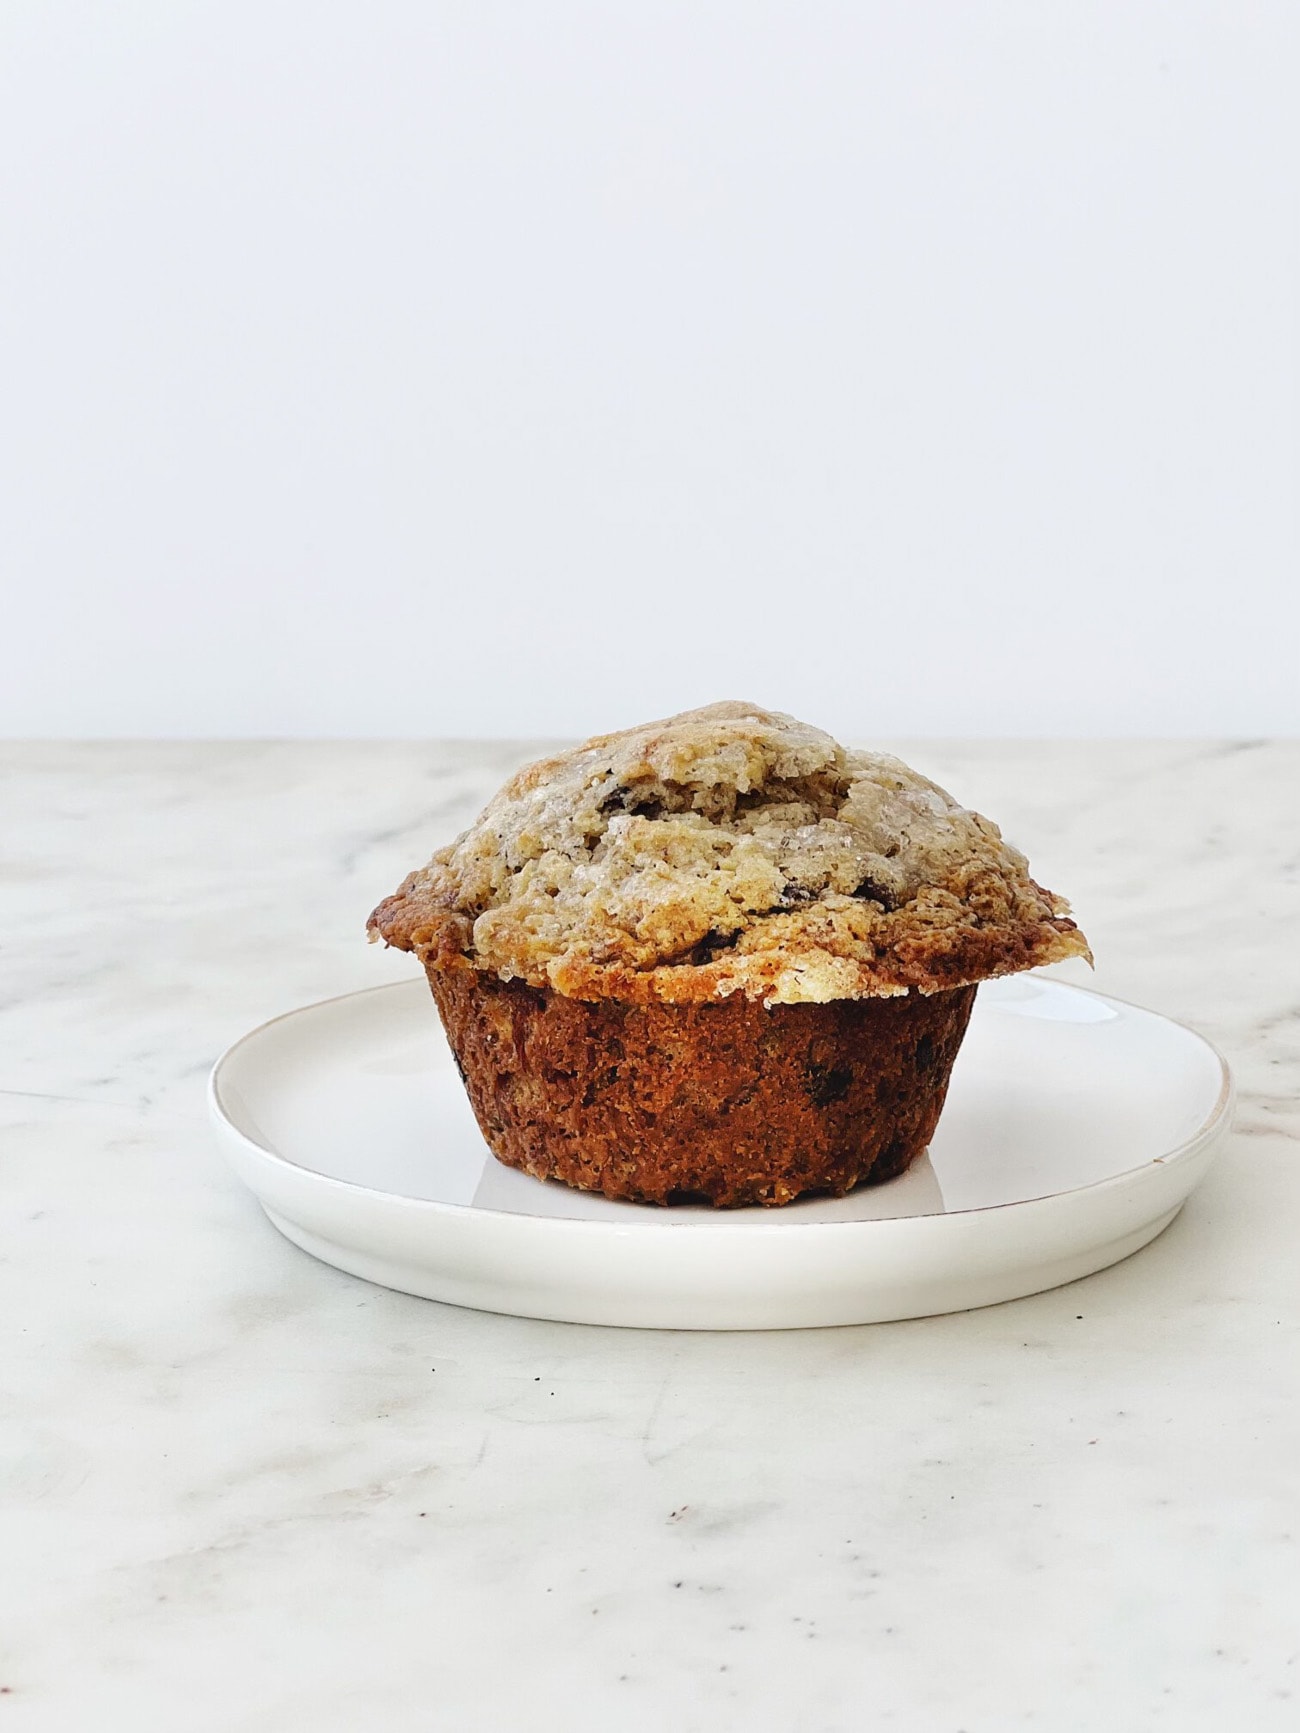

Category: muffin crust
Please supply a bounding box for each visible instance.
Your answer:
[370,702,1089,1006]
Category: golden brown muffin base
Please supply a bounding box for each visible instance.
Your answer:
[427,967,977,1208]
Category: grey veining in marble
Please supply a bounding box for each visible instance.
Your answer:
[2,741,1298,1732]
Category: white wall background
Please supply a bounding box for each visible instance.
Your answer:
[2,3,1296,740]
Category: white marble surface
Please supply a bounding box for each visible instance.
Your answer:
[2,740,1298,1732]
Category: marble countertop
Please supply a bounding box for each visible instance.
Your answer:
[3,740,1298,1732]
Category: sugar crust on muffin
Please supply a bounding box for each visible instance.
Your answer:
[369,701,1090,1007]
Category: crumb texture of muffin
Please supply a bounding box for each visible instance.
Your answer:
[430,969,977,1207]
[369,701,1090,1006]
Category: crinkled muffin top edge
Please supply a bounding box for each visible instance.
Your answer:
[369,700,1091,1005]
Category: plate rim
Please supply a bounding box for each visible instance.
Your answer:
[209,975,1234,1233]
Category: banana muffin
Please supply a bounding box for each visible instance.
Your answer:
[368,702,1090,1207]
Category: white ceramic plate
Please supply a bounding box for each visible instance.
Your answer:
[210,976,1231,1330]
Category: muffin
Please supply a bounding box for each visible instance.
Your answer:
[368,702,1090,1207]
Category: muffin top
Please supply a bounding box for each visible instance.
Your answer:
[369,701,1090,1005]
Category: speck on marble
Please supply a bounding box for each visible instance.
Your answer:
[1,740,1298,1733]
